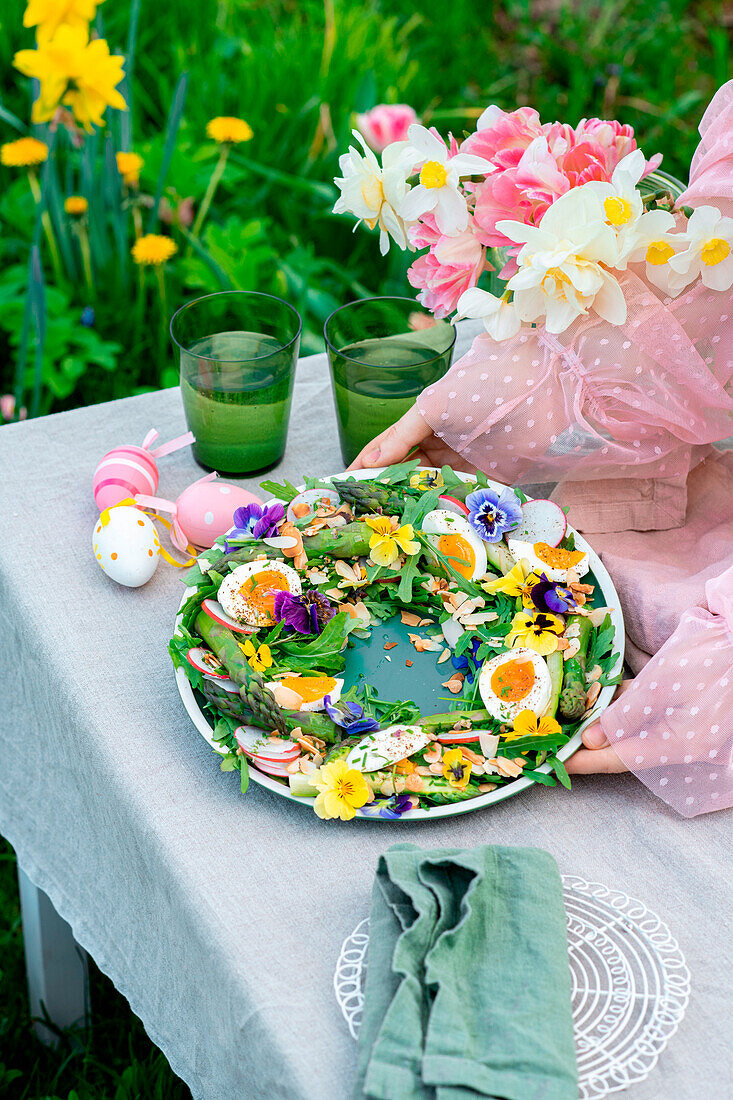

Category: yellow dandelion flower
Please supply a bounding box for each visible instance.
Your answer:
[24,0,105,42]
[115,150,143,186]
[206,116,253,144]
[131,234,177,266]
[14,24,126,132]
[0,136,48,167]
[313,759,373,821]
[504,709,562,742]
[64,194,87,215]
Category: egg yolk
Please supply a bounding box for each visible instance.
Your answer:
[534,543,585,569]
[491,659,535,702]
[437,533,476,579]
[279,676,337,704]
[239,569,290,620]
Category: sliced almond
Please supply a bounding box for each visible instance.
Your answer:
[586,681,601,707]
[478,782,497,793]
[270,684,304,709]
[291,502,310,518]
[405,772,424,792]
[428,762,444,775]
[384,642,398,651]
[460,611,499,627]
[587,606,614,627]
[417,617,434,626]
[400,610,422,627]
[286,759,301,775]
[478,731,500,759]
[416,765,434,776]
[461,747,485,766]
[442,676,464,695]
[587,664,603,683]
[563,639,581,661]
[306,568,329,584]
[489,757,524,778]
[299,758,318,775]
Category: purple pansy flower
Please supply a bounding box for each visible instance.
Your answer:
[530,574,578,615]
[451,636,483,683]
[466,487,522,544]
[323,696,380,736]
[361,793,414,819]
[273,589,335,635]
[225,502,285,550]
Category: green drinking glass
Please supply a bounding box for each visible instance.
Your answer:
[324,296,456,466]
[171,291,301,475]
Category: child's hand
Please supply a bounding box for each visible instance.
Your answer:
[346,404,477,474]
[565,680,633,774]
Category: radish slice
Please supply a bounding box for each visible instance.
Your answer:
[201,598,257,635]
[436,730,482,745]
[253,758,294,778]
[186,646,228,679]
[438,494,469,517]
[286,488,341,524]
[510,499,567,547]
[234,727,299,760]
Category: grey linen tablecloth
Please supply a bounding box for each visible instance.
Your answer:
[0,329,731,1100]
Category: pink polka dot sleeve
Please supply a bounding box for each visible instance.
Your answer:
[599,566,733,818]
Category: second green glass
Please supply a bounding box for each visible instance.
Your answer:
[324,297,456,467]
[171,291,301,475]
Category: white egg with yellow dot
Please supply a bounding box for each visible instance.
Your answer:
[92,505,160,587]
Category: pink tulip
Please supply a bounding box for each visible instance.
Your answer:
[407,215,485,318]
[355,104,418,153]
[461,106,544,169]
[0,394,26,421]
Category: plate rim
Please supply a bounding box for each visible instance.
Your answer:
[174,468,626,820]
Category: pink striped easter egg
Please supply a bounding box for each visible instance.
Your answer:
[93,444,160,511]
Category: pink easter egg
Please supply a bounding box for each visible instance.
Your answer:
[93,445,160,511]
[176,481,263,548]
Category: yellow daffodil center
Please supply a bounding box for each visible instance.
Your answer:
[603,195,633,226]
[541,267,571,298]
[361,175,384,209]
[701,237,730,267]
[420,160,448,189]
[645,240,674,265]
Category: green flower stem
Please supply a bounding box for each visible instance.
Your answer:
[27,170,63,287]
[76,223,95,302]
[154,263,169,360]
[188,144,230,251]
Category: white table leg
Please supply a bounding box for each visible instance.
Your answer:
[17,866,90,1046]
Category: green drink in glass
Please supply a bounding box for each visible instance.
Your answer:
[171,291,301,475]
[324,297,456,466]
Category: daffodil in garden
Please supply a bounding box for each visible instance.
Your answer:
[23,0,105,41]
[64,195,87,216]
[667,205,733,293]
[399,124,494,236]
[585,148,646,264]
[364,515,419,567]
[239,639,273,673]
[313,759,373,821]
[504,709,562,741]
[116,151,144,187]
[506,609,565,655]
[206,117,253,144]
[14,23,126,130]
[333,130,415,255]
[621,208,679,292]
[0,136,48,167]
[497,187,627,334]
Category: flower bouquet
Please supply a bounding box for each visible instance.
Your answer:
[333,89,733,532]
[170,462,621,822]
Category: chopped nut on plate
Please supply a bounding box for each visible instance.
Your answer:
[586,681,602,706]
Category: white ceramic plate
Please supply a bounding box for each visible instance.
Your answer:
[174,468,625,820]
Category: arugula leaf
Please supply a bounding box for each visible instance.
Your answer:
[376,459,422,484]
[523,769,557,786]
[279,611,360,672]
[547,753,572,789]
[259,477,301,501]
[240,755,250,794]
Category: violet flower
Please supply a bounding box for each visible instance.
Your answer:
[323,696,380,736]
[466,486,522,544]
[530,574,578,615]
[225,502,285,551]
[451,636,483,683]
[273,589,335,635]
[361,793,414,819]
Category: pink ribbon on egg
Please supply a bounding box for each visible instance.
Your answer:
[136,472,217,553]
[141,428,195,458]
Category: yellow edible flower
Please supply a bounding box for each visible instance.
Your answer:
[0,136,48,167]
[313,758,373,821]
[64,194,87,215]
[115,150,143,186]
[206,117,254,145]
[504,709,562,742]
[506,610,564,656]
[409,469,444,492]
[131,233,177,266]
[14,24,126,131]
[482,560,528,598]
[23,0,105,41]
[442,747,472,789]
[364,515,419,567]
[239,638,273,673]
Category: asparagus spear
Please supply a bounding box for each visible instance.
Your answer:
[202,678,340,743]
[289,767,482,803]
[195,611,288,735]
[331,479,407,516]
[558,615,594,720]
[209,522,372,573]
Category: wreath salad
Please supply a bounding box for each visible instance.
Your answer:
[169,462,621,821]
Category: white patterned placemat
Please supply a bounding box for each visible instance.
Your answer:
[334,875,690,1099]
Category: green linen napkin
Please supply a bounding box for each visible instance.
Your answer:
[354,844,577,1100]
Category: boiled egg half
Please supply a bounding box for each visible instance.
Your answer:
[506,538,589,583]
[478,647,552,723]
[265,675,343,712]
[422,509,487,581]
[217,559,301,627]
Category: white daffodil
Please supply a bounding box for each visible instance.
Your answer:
[457,287,521,341]
[496,186,626,334]
[585,148,647,267]
[623,208,683,294]
[399,124,493,237]
[333,131,414,255]
[667,204,733,293]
